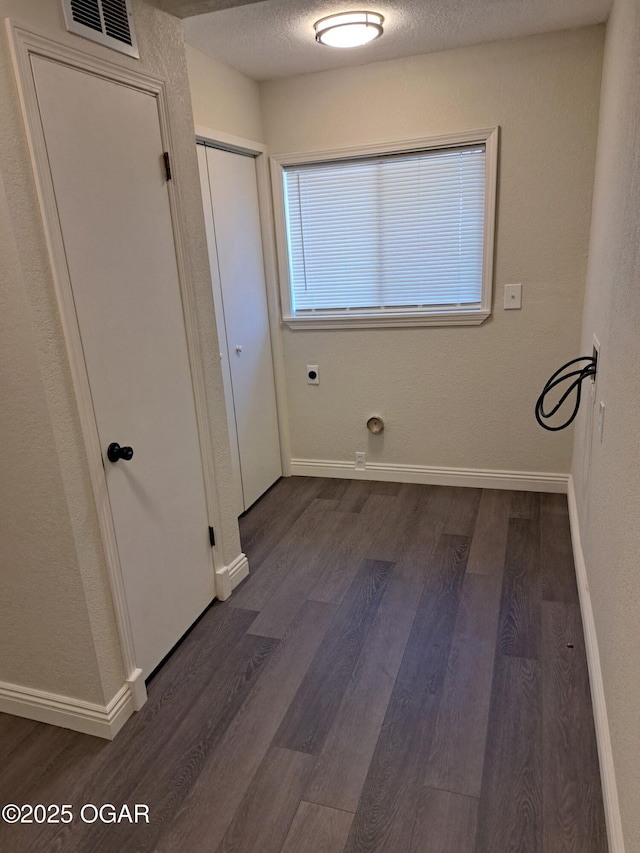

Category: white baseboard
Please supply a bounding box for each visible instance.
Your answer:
[0,681,134,740]
[126,667,147,712]
[216,552,249,601]
[290,458,569,493]
[568,477,625,853]
[228,552,249,589]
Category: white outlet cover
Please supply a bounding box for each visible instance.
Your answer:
[306,365,319,384]
[504,283,522,309]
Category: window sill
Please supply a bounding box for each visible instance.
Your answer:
[282,310,491,330]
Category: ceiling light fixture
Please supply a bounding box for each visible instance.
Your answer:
[314,11,384,49]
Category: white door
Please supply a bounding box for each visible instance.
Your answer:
[198,144,281,512]
[32,56,215,678]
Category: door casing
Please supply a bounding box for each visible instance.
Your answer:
[8,23,227,710]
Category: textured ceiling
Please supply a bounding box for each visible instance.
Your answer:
[183,0,611,81]
[162,0,265,19]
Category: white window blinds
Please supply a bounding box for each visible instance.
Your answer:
[282,145,486,316]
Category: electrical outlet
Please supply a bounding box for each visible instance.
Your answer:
[355,451,366,470]
[307,365,319,385]
[598,401,605,443]
[504,283,522,310]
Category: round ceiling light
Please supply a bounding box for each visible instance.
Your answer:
[314,11,384,49]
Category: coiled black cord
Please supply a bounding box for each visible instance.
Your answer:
[535,357,597,431]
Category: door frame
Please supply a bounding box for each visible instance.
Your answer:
[195,126,292,480]
[7,23,225,710]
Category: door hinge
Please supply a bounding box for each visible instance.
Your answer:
[209,525,216,547]
[163,151,172,181]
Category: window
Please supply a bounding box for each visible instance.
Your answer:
[271,128,498,329]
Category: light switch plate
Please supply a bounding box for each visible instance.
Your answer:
[504,283,522,310]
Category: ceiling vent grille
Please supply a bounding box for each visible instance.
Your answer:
[62,0,139,59]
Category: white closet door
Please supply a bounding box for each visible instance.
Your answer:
[197,145,245,516]
[32,56,215,678]
[201,145,281,511]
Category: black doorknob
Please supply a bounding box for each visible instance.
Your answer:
[107,442,134,463]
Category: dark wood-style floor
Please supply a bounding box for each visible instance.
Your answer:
[0,477,608,852]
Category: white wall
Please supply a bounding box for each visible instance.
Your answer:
[571,0,640,848]
[260,27,603,479]
[186,43,264,141]
[0,0,241,709]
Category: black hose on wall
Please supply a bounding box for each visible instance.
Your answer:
[535,357,597,431]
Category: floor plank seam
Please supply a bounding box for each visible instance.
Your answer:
[422,783,481,801]
[301,798,356,816]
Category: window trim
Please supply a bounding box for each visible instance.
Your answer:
[270,127,499,330]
